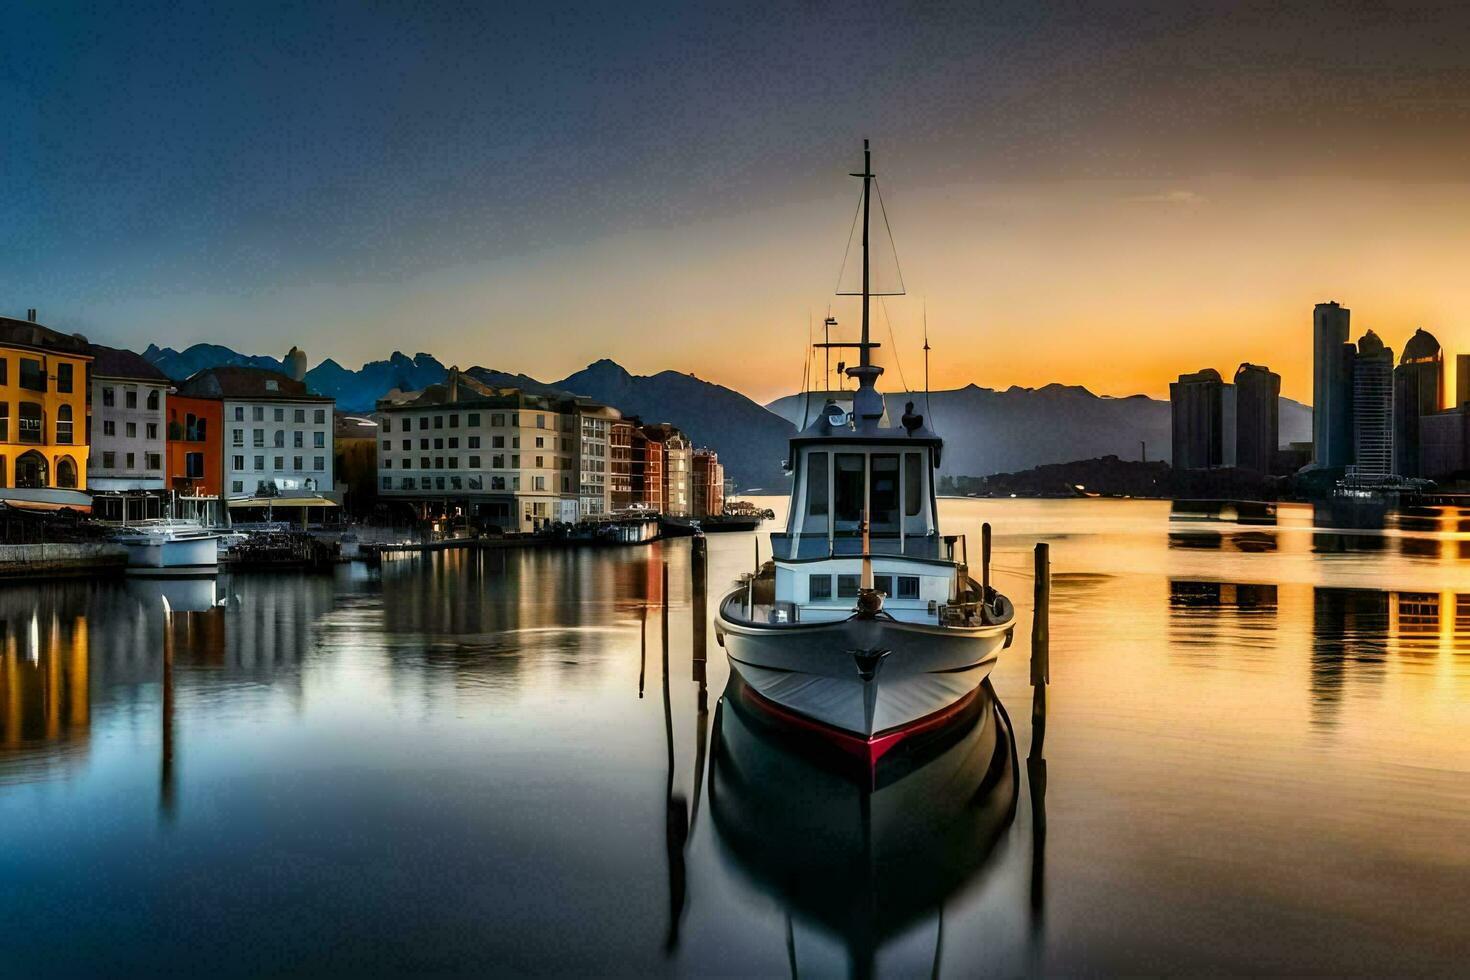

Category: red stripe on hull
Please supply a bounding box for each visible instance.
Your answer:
[736,677,982,772]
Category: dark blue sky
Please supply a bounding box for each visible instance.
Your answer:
[6,2,1470,398]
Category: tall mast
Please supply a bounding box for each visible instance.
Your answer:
[846,139,884,422]
[861,139,871,369]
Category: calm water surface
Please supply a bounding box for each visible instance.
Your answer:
[2,498,1468,975]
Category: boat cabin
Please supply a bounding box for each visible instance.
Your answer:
[768,408,963,625]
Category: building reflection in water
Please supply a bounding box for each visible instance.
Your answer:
[707,676,1021,978]
[0,585,91,784]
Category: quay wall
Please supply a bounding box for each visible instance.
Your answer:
[0,543,129,579]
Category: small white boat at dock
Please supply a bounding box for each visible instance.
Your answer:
[112,519,221,576]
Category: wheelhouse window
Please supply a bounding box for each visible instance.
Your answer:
[897,575,920,599]
[806,451,828,522]
[873,574,893,597]
[834,454,865,530]
[870,454,900,532]
[809,574,832,600]
[905,452,923,517]
[837,574,860,598]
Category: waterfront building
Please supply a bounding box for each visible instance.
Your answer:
[176,367,336,515]
[631,425,665,513]
[1312,301,1354,468]
[1233,363,1279,474]
[376,371,604,531]
[333,413,379,516]
[577,402,620,518]
[663,428,691,517]
[0,314,93,503]
[1419,407,1470,480]
[609,418,634,510]
[1349,331,1394,479]
[164,393,224,525]
[1169,368,1226,470]
[1458,354,1470,408]
[86,344,171,520]
[1393,327,1443,478]
[690,448,724,517]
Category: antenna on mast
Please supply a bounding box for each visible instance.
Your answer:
[923,299,933,419]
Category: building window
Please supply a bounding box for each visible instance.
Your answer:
[897,576,920,599]
[468,436,480,449]
[447,437,458,449]
[125,388,137,409]
[18,358,48,392]
[232,480,244,494]
[401,439,411,451]
[147,389,160,410]
[125,422,137,438]
[384,458,392,469]
[0,401,8,441]
[313,456,324,471]
[809,574,832,600]
[468,413,480,426]
[433,416,443,429]
[419,438,429,450]
[103,451,116,469]
[18,402,43,444]
[493,455,504,468]
[535,436,545,449]
[433,438,443,450]
[419,417,428,430]
[56,405,73,444]
[0,359,7,385]
[254,455,264,470]
[449,414,459,428]
[102,386,115,407]
[873,574,893,597]
[293,431,303,448]
[469,455,480,468]
[837,574,860,598]
[274,456,284,470]
[448,457,458,469]
[274,408,284,422]
[253,429,265,447]
[533,476,546,491]
[382,476,392,489]
[235,406,245,421]
[381,418,392,433]
[273,430,285,448]
[146,423,158,440]
[253,406,264,422]
[314,432,324,448]
[492,435,504,448]
[535,455,544,468]
[186,452,204,479]
[434,457,444,469]
[293,456,303,470]
[125,452,135,470]
[294,408,305,423]
[232,428,244,446]
[402,477,416,490]
[233,455,245,470]
[511,454,519,468]
[146,452,161,471]
[420,457,431,470]
[536,414,546,428]
[56,363,73,393]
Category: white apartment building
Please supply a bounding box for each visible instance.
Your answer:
[175,367,335,503]
[376,371,607,532]
[87,345,171,502]
[577,401,620,517]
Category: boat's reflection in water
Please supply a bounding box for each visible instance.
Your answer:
[709,674,1022,977]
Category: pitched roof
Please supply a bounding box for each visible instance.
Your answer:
[87,343,169,382]
[0,316,92,357]
[175,366,332,402]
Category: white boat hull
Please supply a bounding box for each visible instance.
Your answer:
[122,535,219,575]
[716,590,1013,739]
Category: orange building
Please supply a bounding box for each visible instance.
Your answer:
[165,394,223,496]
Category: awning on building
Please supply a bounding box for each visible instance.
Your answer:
[227,496,339,508]
[0,489,94,512]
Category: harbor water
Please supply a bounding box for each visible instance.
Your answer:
[1,498,1467,975]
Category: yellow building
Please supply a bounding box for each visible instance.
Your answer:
[0,313,92,497]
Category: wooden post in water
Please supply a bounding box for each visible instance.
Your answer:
[1031,543,1050,689]
[691,535,707,682]
[982,522,992,599]
[160,595,176,821]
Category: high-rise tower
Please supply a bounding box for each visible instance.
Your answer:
[1393,328,1443,477]
[1234,363,1280,474]
[1350,331,1394,478]
[1312,302,1354,468]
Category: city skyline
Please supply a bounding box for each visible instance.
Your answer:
[10,3,1470,404]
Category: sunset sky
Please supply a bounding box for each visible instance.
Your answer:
[7,1,1470,405]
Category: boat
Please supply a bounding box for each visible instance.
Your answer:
[111,519,220,576]
[714,141,1016,763]
[709,676,1019,976]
